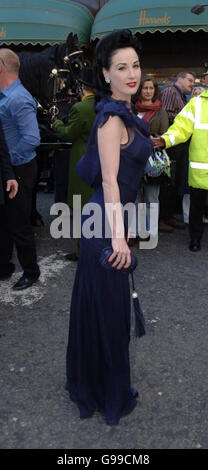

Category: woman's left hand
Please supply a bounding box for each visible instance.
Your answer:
[108,237,131,270]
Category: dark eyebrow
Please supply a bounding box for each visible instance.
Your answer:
[117,60,140,66]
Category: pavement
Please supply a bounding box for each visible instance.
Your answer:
[0,190,208,450]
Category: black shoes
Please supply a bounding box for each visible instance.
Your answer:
[189,239,201,252]
[0,263,40,289]
[13,272,40,290]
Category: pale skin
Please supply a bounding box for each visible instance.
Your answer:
[97,47,141,270]
[140,80,155,105]
[176,73,195,95]
[6,179,18,198]
[0,55,18,91]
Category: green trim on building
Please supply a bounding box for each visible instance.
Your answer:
[91,0,208,39]
[0,0,94,45]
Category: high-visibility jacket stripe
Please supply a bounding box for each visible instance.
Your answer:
[180,109,195,122]
[166,134,175,145]
[162,89,208,189]
[195,97,208,129]
[189,162,208,169]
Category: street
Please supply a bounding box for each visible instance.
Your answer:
[0,190,208,450]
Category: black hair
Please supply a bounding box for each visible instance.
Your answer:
[94,29,142,103]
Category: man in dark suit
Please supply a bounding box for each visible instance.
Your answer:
[0,121,18,279]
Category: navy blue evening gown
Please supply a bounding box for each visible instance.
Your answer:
[66,97,153,425]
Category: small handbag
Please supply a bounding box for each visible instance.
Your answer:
[99,246,145,338]
[144,147,171,179]
[100,246,137,274]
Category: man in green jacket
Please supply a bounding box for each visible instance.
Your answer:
[152,89,208,252]
[53,68,96,260]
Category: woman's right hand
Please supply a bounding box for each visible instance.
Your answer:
[108,237,131,270]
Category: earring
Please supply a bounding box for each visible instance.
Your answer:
[105,77,111,84]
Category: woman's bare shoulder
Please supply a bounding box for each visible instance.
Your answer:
[98,114,124,135]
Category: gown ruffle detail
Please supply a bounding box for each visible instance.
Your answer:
[76,96,152,189]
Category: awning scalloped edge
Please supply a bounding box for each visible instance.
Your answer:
[0,39,89,46]
[91,25,208,40]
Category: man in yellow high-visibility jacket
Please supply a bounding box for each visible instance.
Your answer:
[152,89,208,252]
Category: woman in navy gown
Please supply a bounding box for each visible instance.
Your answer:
[66,30,153,425]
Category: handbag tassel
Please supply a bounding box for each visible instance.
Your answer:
[130,273,146,338]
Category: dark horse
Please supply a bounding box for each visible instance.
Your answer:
[18,33,85,225]
[19,33,85,133]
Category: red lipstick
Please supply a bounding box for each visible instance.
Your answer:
[126,82,137,87]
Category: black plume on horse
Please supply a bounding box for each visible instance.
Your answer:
[19,33,83,111]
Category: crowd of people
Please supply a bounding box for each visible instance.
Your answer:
[0,32,208,426]
[52,67,208,255]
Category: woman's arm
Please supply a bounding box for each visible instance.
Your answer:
[97,115,131,269]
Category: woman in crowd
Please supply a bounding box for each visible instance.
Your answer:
[135,76,169,135]
[129,76,169,244]
[65,29,153,426]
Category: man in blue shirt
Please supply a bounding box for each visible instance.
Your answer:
[0,49,40,290]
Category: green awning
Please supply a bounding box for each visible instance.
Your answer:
[0,0,94,46]
[91,0,208,39]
